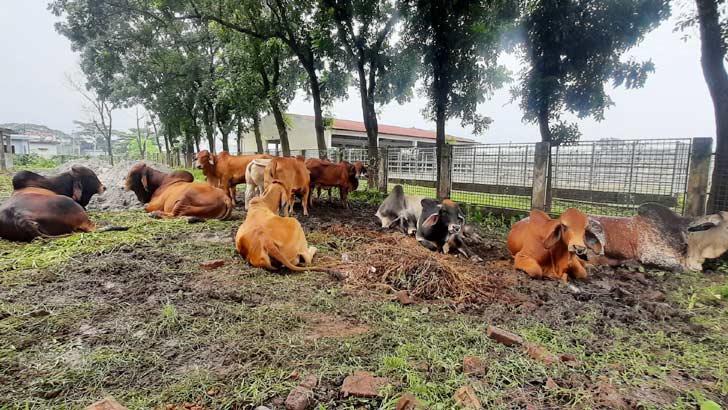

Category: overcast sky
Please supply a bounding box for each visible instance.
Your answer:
[0,1,718,144]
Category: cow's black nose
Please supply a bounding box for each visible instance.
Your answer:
[574,246,587,255]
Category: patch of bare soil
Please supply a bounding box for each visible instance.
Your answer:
[298,312,370,341]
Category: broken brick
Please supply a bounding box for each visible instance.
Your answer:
[341,371,389,398]
[462,356,487,376]
[523,343,558,365]
[200,259,225,270]
[486,325,523,347]
[285,386,313,410]
[85,397,128,410]
[396,393,423,410]
[453,385,482,409]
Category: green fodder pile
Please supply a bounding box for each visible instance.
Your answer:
[339,231,518,304]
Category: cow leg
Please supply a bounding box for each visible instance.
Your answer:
[513,253,544,279]
[149,210,175,219]
[302,187,310,216]
[568,255,588,280]
[417,238,439,252]
[302,246,317,265]
[244,183,256,210]
[229,185,237,205]
[340,188,349,209]
[327,188,333,202]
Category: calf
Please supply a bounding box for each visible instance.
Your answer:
[507,208,603,281]
[416,198,471,256]
[305,158,358,208]
[264,156,311,216]
[0,188,125,242]
[125,163,233,220]
[686,211,728,270]
[12,165,105,208]
[194,150,270,203]
[244,158,273,210]
[235,180,319,271]
[375,185,425,235]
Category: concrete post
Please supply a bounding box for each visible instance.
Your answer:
[0,131,6,171]
[378,147,388,194]
[531,141,550,210]
[300,149,306,159]
[437,144,453,200]
[685,137,713,216]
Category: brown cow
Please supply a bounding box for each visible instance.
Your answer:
[125,163,233,220]
[0,188,125,242]
[194,150,270,203]
[507,208,603,281]
[305,158,359,208]
[264,156,311,216]
[235,180,320,271]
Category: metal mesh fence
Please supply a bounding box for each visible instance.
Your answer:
[549,139,691,215]
[387,147,437,197]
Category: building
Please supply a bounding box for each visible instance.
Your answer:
[241,113,474,153]
[9,134,62,158]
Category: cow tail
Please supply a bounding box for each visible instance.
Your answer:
[264,158,278,187]
[220,195,234,220]
[263,238,345,278]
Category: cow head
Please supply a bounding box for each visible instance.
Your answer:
[69,165,106,207]
[253,180,290,213]
[686,211,728,265]
[124,163,156,203]
[422,199,465,235]
[194,150,214,169]
[687,212,728,233]
[544,208,603,258]
[353,161,368,179]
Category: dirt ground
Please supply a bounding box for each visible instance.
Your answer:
[1,186,727,409]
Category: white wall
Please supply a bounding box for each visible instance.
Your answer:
[29,142,59,158]
[242,114,331,153]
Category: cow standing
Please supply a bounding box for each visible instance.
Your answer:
[305,158,359,208]
[194,150,270,204]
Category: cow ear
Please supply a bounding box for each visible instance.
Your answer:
[586,218,605,255]
[72,177,82,202]
[688,222,717,232]
[141,171,149,192]
[543,222,563,249]
[423,213,439,227]
[209,155,215,166]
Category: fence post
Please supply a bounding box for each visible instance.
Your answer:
[436,145,453,200]
[685,137,713,216]
[0,131,6,171]
[378,147,388,194]
[532,141,550,211]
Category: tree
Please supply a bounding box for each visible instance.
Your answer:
[691,0,728,211]
[184,0,349,158]
[324,0,418,188]
[514,0,669,209]
[402,0,516,199]
[515,0,670,145]
[67,74,117,164]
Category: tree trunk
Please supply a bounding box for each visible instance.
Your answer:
[151,114,162,156]
[204,119,216,154]
[107,109,114,166]
[537,107,554,212]
[270,101,290,156]
[696,0,728,212]
[356,63,380,190]
[253,113,264,154]
[236,115,244,154]
[219,120,230,152]
[307,71,328,158]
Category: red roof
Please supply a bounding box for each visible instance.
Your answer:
[292,114,473,142]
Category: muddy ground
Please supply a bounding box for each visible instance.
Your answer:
[1,191,727,409]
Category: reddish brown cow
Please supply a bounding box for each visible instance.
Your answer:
[0,188,126,242]
[125,163,233,220]
[264,156,311,216]
[194,150,270,203]
[507,208,603,281]
[305,158,359,208]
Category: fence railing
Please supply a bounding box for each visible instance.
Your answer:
[8,138,713,217]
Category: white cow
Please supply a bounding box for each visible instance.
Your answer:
[375,185,425,235]
[244,158,273,210]
[687,211,728,271]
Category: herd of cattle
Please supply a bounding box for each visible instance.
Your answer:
[1,151,728,281]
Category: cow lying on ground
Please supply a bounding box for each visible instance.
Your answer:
[507,208,603,281]
[235,180,320,271]
[244,158,272,210]
[12,165,105,208]
[0,187,125,242]
[416,198,473,256]
[588,203,728,271]
[194,150,269,203]
[264,156,310,216]
[375,185,424,235]
[125,163,233,220]
[305,158,358,208]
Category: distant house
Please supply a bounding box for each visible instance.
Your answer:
[241,113,474,153]
[10,134,61,158]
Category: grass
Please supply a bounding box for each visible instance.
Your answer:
[1,171,727,409]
